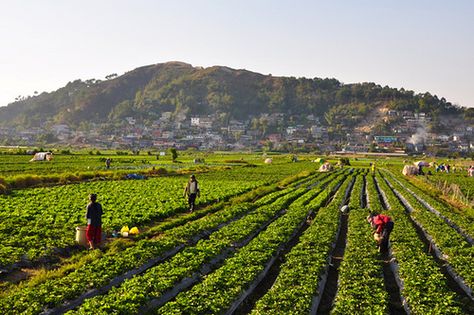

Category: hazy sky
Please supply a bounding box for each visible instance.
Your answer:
[1,0,473,108]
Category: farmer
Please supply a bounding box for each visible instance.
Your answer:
[85,193,103,250]
[367,212,394,253]
[183,174,200,212]
[418,163,424,175]
[105,158,111,169]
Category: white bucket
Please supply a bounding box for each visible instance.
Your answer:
[75,226,88,247]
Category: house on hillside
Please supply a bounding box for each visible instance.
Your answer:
[191,116,213,129]
[374,136,399,147]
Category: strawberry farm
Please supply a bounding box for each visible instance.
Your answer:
[0,152,473,314]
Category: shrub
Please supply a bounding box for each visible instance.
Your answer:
[339,157,351,166]
[148,167,168,175]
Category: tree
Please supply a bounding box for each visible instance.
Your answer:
[105,73,118,80]
[169,148,178,162]
[37,133,58,144]
[369,142,377,152]
[263,140,274,152]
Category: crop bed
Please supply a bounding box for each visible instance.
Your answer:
[1,162,473,314]
[0,164,310,268]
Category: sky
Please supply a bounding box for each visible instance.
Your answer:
[1,0,473,108]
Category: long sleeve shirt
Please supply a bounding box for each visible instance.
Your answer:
[86,202,103,227]
[373,214,391,234]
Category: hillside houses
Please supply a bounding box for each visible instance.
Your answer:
[0,107,472,156]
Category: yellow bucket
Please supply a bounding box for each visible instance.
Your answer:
[75,226,88,247]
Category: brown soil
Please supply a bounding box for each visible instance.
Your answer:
[355,104,390,134]
[1,268,39,284]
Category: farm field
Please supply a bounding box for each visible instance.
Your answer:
[0,150,305,176]
[0,153,473,314]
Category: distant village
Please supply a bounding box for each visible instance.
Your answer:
[1,109,473,156]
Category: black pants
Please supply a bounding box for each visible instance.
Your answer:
[188,193,197,211]
[380,221,394,252]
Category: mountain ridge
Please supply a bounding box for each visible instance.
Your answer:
[0,61,471,131]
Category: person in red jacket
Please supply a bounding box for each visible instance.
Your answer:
[367,212,394,252]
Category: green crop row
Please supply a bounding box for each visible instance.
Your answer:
[70,172,336,314]
[249,174,353,314]
[332,177,388,314]
[373,173,463,314]
[428,172,474,205]
[2,166,326,314]
[155,173,348,314]
[385,170,474,241]
[1,198,266,314]
[0,167,278,267]
[70,183,325,314]
[380,171,474,292]
[365,170,383,213]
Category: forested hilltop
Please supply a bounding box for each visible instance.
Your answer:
[1,61,473,130]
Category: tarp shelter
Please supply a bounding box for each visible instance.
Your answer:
[313,158,325,164]
[319,162,333,172]
[30,152,53,162]
[402,165,419,176]
[264,158,273,164]
[414,161,430,167]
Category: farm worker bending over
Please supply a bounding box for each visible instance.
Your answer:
[86,193,103,250]
[367,212,394,253]
[183,174,200,212]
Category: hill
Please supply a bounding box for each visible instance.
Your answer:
[1,61,471,133]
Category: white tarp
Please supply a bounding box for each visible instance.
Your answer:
[319,162,333,172]
[402,165,418,176]
[264,158,273,164]
[30,152,53,162]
